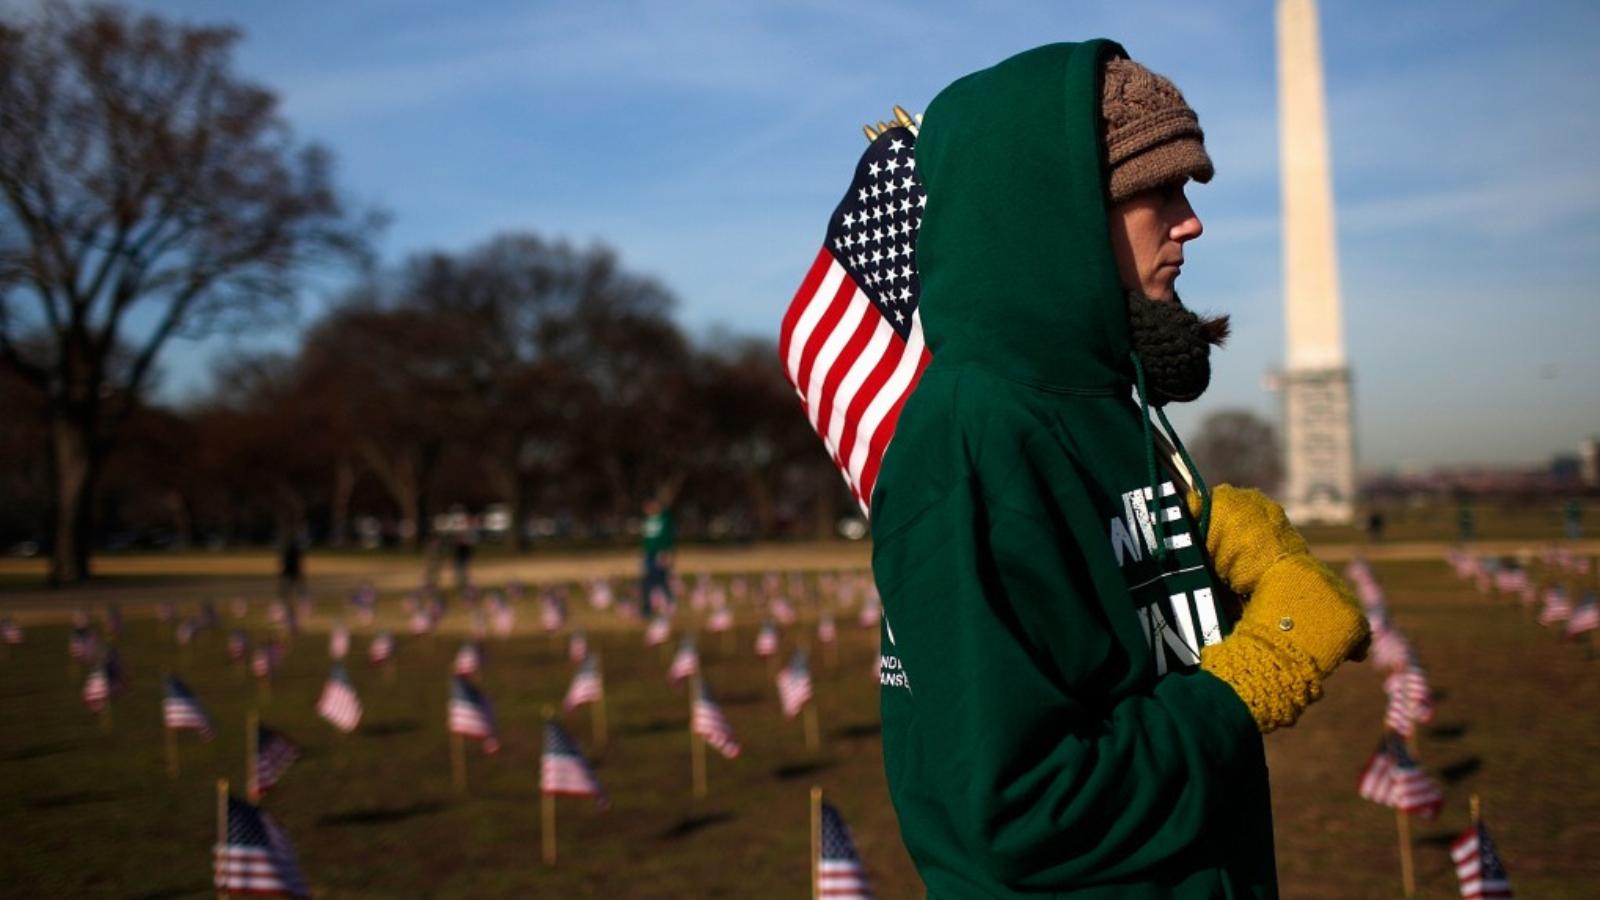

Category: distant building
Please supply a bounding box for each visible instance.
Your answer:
[1581,437,1600,487]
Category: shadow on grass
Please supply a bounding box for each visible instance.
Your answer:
[361,719,421,737]
[658,811,735,840]
[622,718,681,736]
[774,760,834,781]
[26,789,120,809]
[718,691,766,707]
[1427,722,1469,740]
[833,722,880,740]
[1416,830,1461,849]
[131,881,213,900]
[317,800,447,827]
[1438,757,1482,785]
[4,739,84,761]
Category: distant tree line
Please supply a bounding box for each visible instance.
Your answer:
[0,5,840,583]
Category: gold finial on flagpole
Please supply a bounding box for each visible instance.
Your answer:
[862,124,879,141]
[893,106,915,128]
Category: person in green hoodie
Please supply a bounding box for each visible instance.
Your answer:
[872,42,1370,898]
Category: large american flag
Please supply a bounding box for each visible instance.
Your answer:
[163,677,214,739]
[1357,733,1443,818]
[563,654,603,713]
[256,723,302,795]
[781,124,930,514]
[692,678,741,760]
[777,649,815,719]
[448,676,501,754]
[1450,820,1515,899]
[316,663,363,733]
[213,794,310,898]
[541,720,607,808]
[818,801,875,899]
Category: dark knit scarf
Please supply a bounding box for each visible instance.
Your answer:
[1126,291,1230,406]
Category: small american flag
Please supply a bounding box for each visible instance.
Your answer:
[644,615,672,647]
[1537,587,1572,626]
[227,629,250,662]
[453,641,483,677]
[818,614,837,645]
[541,720,607,808]
[706,605,734,634]
[252,641,283,680]
[781,124,930,514]
[1450,819,1515,899]
[409,609,434,636]
[770,596,797,626]
[755,621,780,658]
[329,625,350,660]
[368,631,395,665]
[541,593,566,633]
[256,723,302,795]
[1357,733,1443,818]
[83,664,111,712]
[692,678,741,759]
[316,663,363,733]
[448,676,501,754]
[818,801,875,899]
[568,629,589,664]
[163,677,214,739]
[1368,616,1413,671]
[176,618,199,646]
[589,579,613,611]
[1494,569,1529,597]
[213,794,310,898]
[70,625,97,659]
[563,655,604,712]
[668,637,701,685]
[777,649,815,719]
[1,616,21,644]
[492,595,516,637]
[1382,665,1435,737]
[1566,592,1599,638]
[157,601,176,622]
[857,600,881,628]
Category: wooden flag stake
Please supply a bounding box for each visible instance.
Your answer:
[165,724,179,778]
[690,676,707,799]
[542,704,557,865]
[1470,793,1481,826]
[452,732,467,793]
[246,711,260,803]
[1395,808,1415,898]
[100,693,114,734]
[217,778,230,900]
[810,786,823,900]
[593,653,608,750]
[804,703,821,753]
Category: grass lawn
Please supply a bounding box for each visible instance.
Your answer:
[1,553,1597,897]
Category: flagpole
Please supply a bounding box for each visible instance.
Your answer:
[100,690,113,734]
[810,785,823,900]
[247,711,259,803]
[452,731,467,793]
[542,704,557,865]
[691,676,707,799]
[803,642,820,753]
[216,778,230,900]
[1470,793,1481,827]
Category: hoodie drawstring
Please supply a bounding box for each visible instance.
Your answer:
[1129,350,1212,560]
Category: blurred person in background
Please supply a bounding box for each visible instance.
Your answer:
[639,495,675,618]
[870,41,1368,898]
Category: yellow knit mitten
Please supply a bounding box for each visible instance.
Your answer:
[1189,486,1370,732]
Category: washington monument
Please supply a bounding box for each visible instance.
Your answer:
[1276,0,1356,524]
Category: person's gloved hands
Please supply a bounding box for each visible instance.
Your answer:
[1188,485,1370,732]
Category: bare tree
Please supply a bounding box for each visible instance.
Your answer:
[0,5,378,582]
[1188,408,1284,495]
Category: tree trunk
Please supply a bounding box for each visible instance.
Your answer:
[166,490,194,548]
[50,415,96,585]
[330,457,356,547]
[745,469,775,537]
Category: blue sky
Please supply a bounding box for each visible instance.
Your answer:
[20,0,1599,470]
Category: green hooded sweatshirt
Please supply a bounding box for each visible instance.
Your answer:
[872,41,1277,899]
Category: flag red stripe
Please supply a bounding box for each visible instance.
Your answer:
[810,297,881,466]
[794,275,857,400]
[856,346,929,504]
[780,248,835,365]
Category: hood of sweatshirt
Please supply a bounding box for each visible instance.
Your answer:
[914,40,1131,394]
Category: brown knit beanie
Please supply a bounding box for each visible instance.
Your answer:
[1101,57,1214,202]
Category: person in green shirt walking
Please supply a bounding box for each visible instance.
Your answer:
[639,496,676,618]
[872,42,1369,898]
